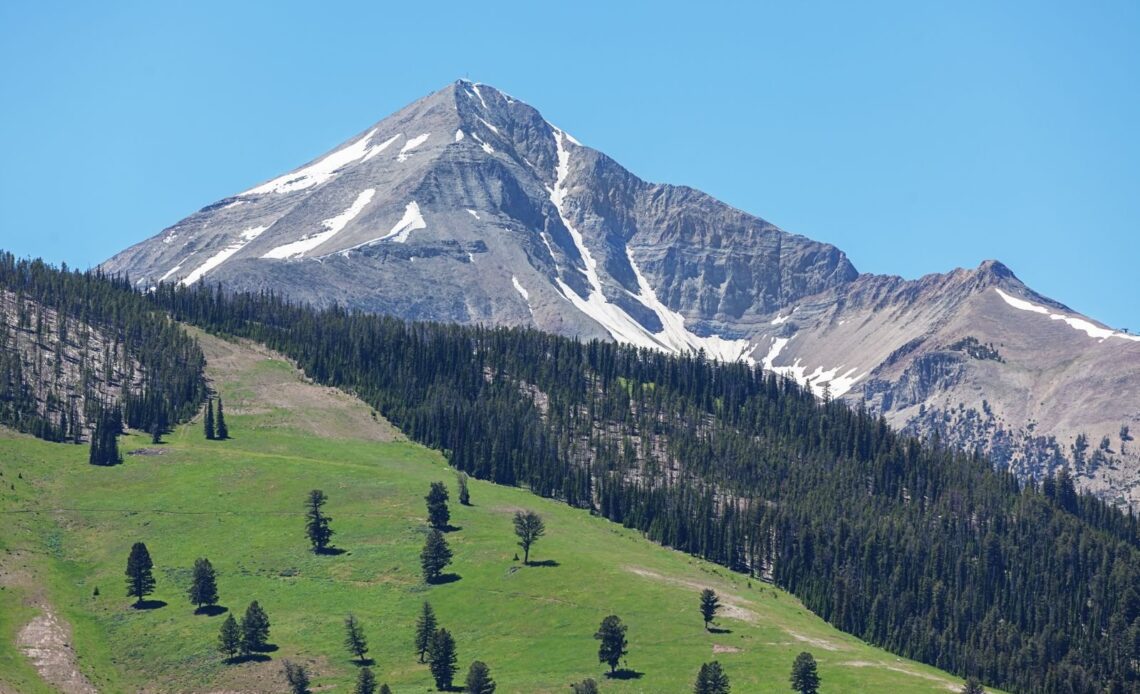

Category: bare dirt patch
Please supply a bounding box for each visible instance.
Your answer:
[712,644,741,654]
[188,328,401,443]
[624,565,758,624]
[786,630,845,652]
[841,660,961,691]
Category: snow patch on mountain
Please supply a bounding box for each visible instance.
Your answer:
[242,130,386,195]
[455,129,465,142]
[181,226,268,285]
[262,189,375,259]
[995,288,1139,342]
[397,133,431,162]
[377,201,427,244]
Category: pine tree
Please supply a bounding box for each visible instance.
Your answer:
[125,542,156,606]
[283,660,311,694]
[378,685,392,694]
[415,601,438,662]
[594,615,628,674]
[215,396,228,439]
[457,471,471,506]
[354,667,377,694]
[305,489,334,553]
[699,589,720,631]
[513,510,545,565]
[240,600,271,653]
[188,557,219,612]
[425,481,450,529]
[204,398,215,440]
[218,613,241,660]
[344,613,369,663]
[465,660,496,693]
[694,661,731,694]
[89,406,123,466]
[961,677,986,694]
[427,628,458,690]
[790,652,820,694]
[420,529,453,583]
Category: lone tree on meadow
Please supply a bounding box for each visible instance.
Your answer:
[344,613,369,663]
[204,398,215,440]
[465,660,496,694]
[354,667,377,694]
[699,588,720,631]
[425,481,450,529]
[694,660,731,694]
[457,471,471,506]
[241,600,271,653]
[217,613,241,660]
[962,677,986,694]
[428,628,458,690]
[125,541,156,606]
[415,601,438,662]
[188,557,219,612]
[420,529,453,583]
[594,614,628,674]
[305,489,334,553]
[215,396,228,439]
[790,651,820,694]
[512,510,545,565]
[283,660,312,694]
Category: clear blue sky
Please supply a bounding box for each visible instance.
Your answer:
[2,1,1137,328]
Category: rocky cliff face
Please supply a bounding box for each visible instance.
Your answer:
[102,81,1140,505]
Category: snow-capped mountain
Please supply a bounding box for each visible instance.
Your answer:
[103,80,1140,505]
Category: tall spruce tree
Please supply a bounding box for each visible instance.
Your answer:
[694,661,731,694]
[89,405,123,466]
[512,510,545,565]
[344,613,369,663]
[465,660,496,694]
[125,542,156,606]
[217,613,241,661]
[354,667,377,694]
[283,660,311,694]
[420,529,452,583]
[204,398,215,440]
[240,600,271,653]
[415,601,438,662]
[425,482,450,529]
[457,471,471,506]
[305,489,334,553]
[594,615,628,674]
[699,589,720,631]
[790,652,820,694]
[188,557,219,612]
[215,396,228,439]
[427,628,458,691]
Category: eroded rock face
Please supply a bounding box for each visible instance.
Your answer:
[102,81,1140,505]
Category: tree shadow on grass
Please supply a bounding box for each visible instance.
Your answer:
[605,669,644,680]
[315,546,347,556]
[352,658,376,667]
[526,559,560,568]
[708,626,732,634]
[428,573,462,585]
[225,654,271,665]
[440,525,463,533]
[195,605,228,617]
[251,643,279,654]
[132,599,168,610]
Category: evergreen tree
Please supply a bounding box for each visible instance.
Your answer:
[594,615,628,674]
[240,600,271,653]
[344,613,369,663]
[425,481,450,529]
[790,652,820,694]
[457,471,471,506]
[354,667,377,694]
[125,542,156,606]
[215,396,228,439]
[204,398,215,440]
[570,680,599,694]
[693,661,731,694]
[283,660,311,694]
[512,510,545,565]
[415,601,438,662]
[305,489,334,553]
[699,589,720,631]
[961,677,985,694]
[89,406,123,466]
[465,660,496,694]
[427,628,458,690]
[217,613,241,660]
[188,557,219,612]
[420,529,453,583]
[379,685,392,694]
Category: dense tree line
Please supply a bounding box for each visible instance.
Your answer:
[130,282,1140,692]
[0,254,206,441]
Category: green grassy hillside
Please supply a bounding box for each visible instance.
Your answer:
[0,332,989,693]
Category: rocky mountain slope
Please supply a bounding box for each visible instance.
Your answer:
[102,80,1140,505]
